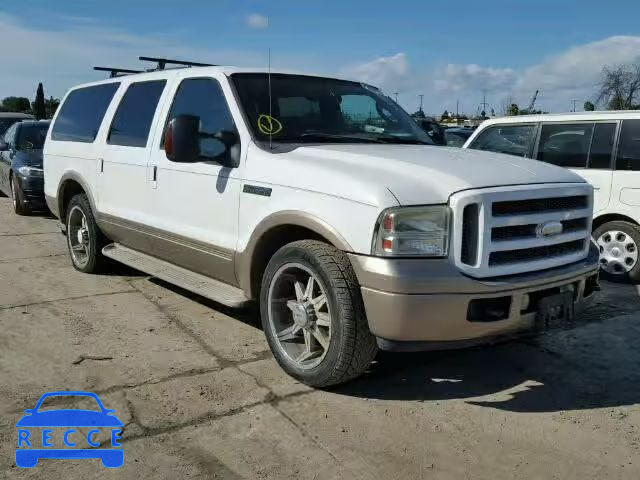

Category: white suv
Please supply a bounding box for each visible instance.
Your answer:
[464,112,640,282]
[44,64,599,386]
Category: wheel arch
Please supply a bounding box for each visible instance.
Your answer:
[592,213,639,232]
[56,172,96,223]
[237,211,353,300]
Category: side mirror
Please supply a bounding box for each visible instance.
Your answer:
[0,140,8,151]
[165,114,201,163]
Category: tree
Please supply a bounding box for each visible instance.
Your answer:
[597,64,640,110]
[412,109,426,119]
[441,110,449,120]
[1,96,31,113]
[507,103,520,116]
[33,83,46,119]
[583,101,595,111]
[45,96,60,119]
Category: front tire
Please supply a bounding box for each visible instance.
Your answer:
[260,240,377,387]
[594,220,640,283]
[66,193,108,273]
[10,175,30,215]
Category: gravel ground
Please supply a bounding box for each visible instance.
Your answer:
[0,197,638,479]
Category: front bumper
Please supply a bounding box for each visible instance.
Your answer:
[348,243,600,350]
[15,174,46,210]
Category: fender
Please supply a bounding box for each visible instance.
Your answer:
[236,210,353,298]
[54,171,98,222]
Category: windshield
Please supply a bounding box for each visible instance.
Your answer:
[0,118,21,136]
[17,123,49,150]
[231,73,433,145]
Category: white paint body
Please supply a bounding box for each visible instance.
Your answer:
[44,67,589,274]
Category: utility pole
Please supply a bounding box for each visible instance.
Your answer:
[478,89,490,118]
[456,99,459,118]
[571,99,578,112]
[394,92,399,103]
[418,94,424,112]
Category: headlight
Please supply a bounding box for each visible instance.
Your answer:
[372,205,450,257]
[17,166,43,176]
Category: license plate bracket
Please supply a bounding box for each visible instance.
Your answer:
[536,291,574,331]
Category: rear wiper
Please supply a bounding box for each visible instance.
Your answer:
[299,132,385,143]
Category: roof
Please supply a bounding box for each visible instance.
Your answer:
[0,112,34,119]
[69,66,361,92]
[15,119,50,127]
[479,110,640,127]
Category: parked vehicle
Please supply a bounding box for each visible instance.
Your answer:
[0,120,50,214]
[444,127,474,147]
[464,112,640,281]
[0,112,34,136]
[414,117,446,145]
[44,63,599,386]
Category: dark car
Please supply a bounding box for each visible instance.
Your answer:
[414,118,446,145]
[0,120,50,214]
[0,113,34,137]
[444,127,474,147]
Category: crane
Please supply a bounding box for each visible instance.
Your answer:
[527,90,539,113]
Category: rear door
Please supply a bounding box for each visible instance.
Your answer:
[612,119,640,218]
[96,79,169,235]
[534,121,616,213]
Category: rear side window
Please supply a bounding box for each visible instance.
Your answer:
[616,119,640,171]
[587,123,616,169]
[537,123,593,168]
[52,83,120,142]
[108,80,166,147]
[164,78,236,161]
[468,124,536,157]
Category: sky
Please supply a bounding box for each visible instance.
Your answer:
[1,0,640,116]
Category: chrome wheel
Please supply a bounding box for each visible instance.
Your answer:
[267,263,332,370]
[10,177,16,210]
[68,205,91,268]
[597,230,638,275]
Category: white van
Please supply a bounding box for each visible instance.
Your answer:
[464,112,640,282]
[44,63,599,386]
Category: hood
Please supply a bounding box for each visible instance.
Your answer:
[263,144,585,206]
[16,149,43,168]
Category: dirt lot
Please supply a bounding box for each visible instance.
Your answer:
[0,197,638,479]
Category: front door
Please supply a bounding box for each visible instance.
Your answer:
[144,74,243,285]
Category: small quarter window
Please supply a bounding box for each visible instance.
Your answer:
[52,83,120,142]
[587,123,616,169]
[108,80,166,147]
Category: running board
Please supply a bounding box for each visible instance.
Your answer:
[102,243,249,307]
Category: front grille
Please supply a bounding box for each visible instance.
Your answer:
[492,195,588,216]
[489,240,585,266]
[492,218,589,241]
[451,184,593,278]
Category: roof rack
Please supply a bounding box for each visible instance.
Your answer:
[139,56,216,71]
[93,66,145,78]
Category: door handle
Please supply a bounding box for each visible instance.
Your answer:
[151,165,158,189]
[98,158,104,173]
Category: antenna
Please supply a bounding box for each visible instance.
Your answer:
[93,66,144,78]
[268,48,273,150]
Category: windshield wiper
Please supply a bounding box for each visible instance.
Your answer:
[298,132,385,143]
[372,136,432,145]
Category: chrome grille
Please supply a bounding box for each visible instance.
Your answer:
[451,183,593,278]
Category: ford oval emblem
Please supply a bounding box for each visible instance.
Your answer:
[536,221,563,238]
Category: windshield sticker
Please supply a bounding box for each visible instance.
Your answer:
[257,114,283,135]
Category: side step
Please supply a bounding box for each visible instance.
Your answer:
[102,243,249,307]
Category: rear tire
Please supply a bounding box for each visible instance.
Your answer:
[593,220,640,283]
[260,240,377,387]
[66,193,109,273]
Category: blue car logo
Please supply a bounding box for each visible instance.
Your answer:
[15,391,123,468]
